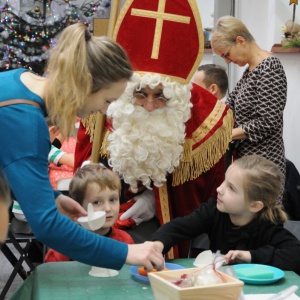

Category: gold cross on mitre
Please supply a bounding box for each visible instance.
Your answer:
[290,0,298,5]
[114,0,203,84]
[131,0,190,59]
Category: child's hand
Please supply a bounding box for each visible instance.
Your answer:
[224,250,251,264]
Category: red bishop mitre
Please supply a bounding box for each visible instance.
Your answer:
[113,0,204,84]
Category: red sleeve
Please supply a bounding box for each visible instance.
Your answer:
[110,227,134,244]
[45,249,71,263]
[74,121,93,172]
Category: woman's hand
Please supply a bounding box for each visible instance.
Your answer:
[153,241,164,253]
[232,127,247,140]
[56,194,87,221]
[224,250,251,264]
[126,241,165,271]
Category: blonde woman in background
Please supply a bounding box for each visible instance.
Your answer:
[211,16,287,202]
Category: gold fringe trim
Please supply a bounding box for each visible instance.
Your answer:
[192,101,227,145]
[180,138,193,163]
[100,130,110,158]
[172,109,233,186]
[81,114,98,143]
[81,114,109,158]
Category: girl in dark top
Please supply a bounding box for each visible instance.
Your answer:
[152,155,300,272]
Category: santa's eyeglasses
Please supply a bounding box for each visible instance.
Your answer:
[133,92,168,109]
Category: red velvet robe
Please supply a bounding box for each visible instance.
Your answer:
[74,84,233,258]
[154,84,232,258]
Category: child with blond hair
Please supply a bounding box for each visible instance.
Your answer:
[46,164,133,262]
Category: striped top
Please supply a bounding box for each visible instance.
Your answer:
[48,145,65,165]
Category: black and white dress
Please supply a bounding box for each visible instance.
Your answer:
[226,57,287,180]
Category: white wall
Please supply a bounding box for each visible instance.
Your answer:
[278,53,300,172]
[196,0,214,30]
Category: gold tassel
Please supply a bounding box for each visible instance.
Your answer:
[180,138,193,162]
[172,109,233,186]
[81,114,98,143]
[100,130,110,158]
[82,114,110,159]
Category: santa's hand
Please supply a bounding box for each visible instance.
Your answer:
[120,190,156,226]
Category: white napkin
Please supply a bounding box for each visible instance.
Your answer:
[89,267,119,277]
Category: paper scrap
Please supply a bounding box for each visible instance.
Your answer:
[244,294,300,300]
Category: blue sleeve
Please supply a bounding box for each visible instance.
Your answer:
[5,157,128,269]
[0,100,128,269]
[54,189,61,198]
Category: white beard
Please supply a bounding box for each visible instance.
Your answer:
[107,73,192,192]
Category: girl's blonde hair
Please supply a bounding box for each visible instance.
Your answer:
[69,164,121,206]
[44,23,132,137]
[234,155,287,224]
[211,16,254,52]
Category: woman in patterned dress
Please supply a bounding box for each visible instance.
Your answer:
[211,16,287,201]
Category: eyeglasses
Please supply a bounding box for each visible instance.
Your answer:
[221,48,231,60]
[133,92,168,109]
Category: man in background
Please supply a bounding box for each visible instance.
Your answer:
[194,64,228,102]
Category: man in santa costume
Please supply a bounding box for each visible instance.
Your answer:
[75,0,233,258]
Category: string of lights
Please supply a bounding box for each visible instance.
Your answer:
[0,0,111,73]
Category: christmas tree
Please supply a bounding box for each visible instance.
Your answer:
[0,0,111,74]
